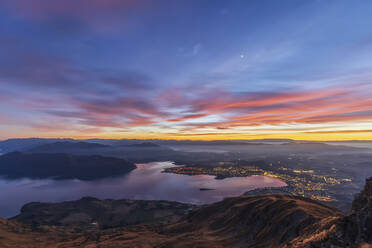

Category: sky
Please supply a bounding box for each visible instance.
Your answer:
[0,0,372,141]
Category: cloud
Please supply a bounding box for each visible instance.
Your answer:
[2,78,372,139]
[160,84,372,130]
[192,43,202,56]
[0,36,155,101]
[0,35,371,137]
[1,0,153,33]
[168,113,210,122]
[0,36,161,131]
[42,95,164,129]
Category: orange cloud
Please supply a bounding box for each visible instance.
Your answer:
[167,85,372,129]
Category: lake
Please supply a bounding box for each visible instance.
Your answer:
[0,161,286,218]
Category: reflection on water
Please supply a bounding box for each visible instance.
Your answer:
[0,161,286,218]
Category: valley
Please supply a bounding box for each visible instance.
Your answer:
[0,138,371,247]
[1,177,372,247]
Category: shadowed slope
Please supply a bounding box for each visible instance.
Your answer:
[0,152,136,180]
[161,195,343,248]
[289,177,372,247]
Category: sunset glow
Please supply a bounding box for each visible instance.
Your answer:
[0,0,372,140]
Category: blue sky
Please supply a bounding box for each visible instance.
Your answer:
[0,0,372,140]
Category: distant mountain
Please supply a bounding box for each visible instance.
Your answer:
[27,141,110,153]
[152,139,286,146]
[0,152,135,180]
[0,138,74,153]
[279,141,371,152]
[124,142,160,148]
[0,138,295,151]
[4,138,372,154]
[249,139,295,142]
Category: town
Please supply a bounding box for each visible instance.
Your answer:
[164,161,354,209]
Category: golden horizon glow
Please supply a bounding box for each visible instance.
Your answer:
[4,130,372,141]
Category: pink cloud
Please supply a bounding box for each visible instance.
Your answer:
[161,85,372,128]
[3,79,372,134]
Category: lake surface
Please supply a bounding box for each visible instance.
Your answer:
[0,161,286,218]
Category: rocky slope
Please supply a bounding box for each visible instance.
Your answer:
[288,177,372,247]
[160,194,344,248]
[1,178,372,247]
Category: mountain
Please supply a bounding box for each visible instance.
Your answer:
[164,194,343,248]
[0,138,74,153]
[285,178,372,247]
[0,138,295,151]
[27,141,110,153]
[0,152,136,180]
[1,178,372,247]
[124,142,160,148]
[24,140,177,163]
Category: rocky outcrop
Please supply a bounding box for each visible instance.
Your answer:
[289,177,372,247]
[342,177,372,245]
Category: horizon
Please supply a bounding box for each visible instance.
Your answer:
[0,136,372,142]
[1,0,372,140]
